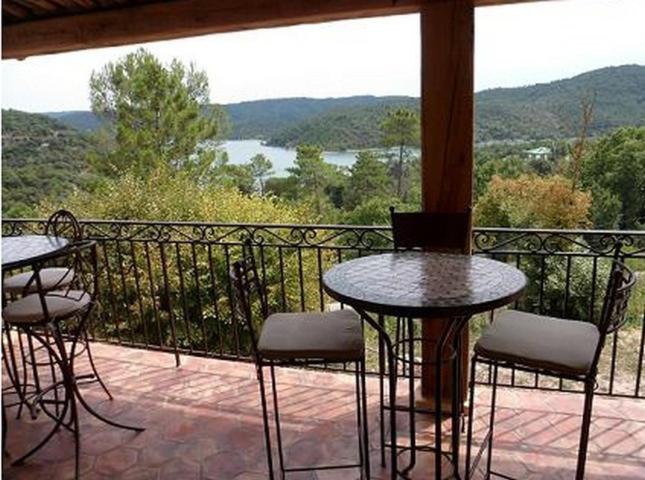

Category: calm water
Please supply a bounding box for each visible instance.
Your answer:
[221,139,358,176]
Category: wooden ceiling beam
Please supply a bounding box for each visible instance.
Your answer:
[2,0,552,60]
[2,2,31,21]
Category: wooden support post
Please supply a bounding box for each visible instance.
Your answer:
[418,0,474,410]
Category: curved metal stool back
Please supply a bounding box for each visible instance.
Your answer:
[2,210,84,416]
[45,209,83,242]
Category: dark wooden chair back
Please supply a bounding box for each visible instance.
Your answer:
[389,206,471,253]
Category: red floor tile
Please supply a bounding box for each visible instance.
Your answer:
[3,342,645,479]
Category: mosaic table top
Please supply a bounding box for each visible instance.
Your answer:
[323,252,526,318]
[2,235,69,270]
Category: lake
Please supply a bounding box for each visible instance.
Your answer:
[221,139,359,176]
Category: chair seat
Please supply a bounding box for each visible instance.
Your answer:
[258,309,364,362]
[475,310,600,376]
[2,290,91,325]
[3,268,75,295]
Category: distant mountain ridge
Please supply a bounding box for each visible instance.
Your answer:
[225,95,415,141]
[42,64,645,149]
[45,110,103,132]
[475,64,645,142]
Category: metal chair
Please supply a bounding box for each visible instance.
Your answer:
[3,210,82,296]
[465,257,637,480]
[379,207,470,471]
[2,240,144,479]
[230,241,370,479]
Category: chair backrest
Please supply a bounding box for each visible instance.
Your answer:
[590,258,637,373]
[229,241,268,360]
[28,240,99,323]
[598,260,636,335]
[389,206,471,253]
[45,209,82,242]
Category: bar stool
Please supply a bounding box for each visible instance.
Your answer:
[2,210,83,424]
[2,240,144,479]
[465,258,637,480]
[230,241,370,479]
[2,210,111,428]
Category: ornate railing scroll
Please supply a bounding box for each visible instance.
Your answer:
[3,219,643,398]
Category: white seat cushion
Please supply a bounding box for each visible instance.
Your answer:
[3,268,75,295]
[475,309,600,376]
[3,290,91,325]
[258,309,364,361]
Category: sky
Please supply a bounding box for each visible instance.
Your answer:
[1,0,644,112]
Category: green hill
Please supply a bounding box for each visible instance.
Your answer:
[476,64,645,141]
[45,110,103,132]
[267,97,418,150]
[42,65,645,150]
[225,95,416,141]
[267,65,645,148]
[2,109,95,217]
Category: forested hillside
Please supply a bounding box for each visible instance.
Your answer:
[45,110,104,132]
[2,110,95,217]
[225,95,415,140]
[268,98,418,150]
[269,65,645,148]
[476,64,645,141]
[4,52,644,233]
[44,65,644,150]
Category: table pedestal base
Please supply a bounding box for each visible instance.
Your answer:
[415,385,468,416]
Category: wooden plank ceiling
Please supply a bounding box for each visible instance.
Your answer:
[2,0,549,59]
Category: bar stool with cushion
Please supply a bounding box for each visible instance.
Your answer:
[2,240,144,479]
[465,258,637,480]
[3,210,82,296]
[2,211,84,427]
[230,241,370,479]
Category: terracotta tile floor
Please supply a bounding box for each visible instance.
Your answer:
[3,342,645,479]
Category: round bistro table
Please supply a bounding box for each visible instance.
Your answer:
[2,235,69,270]
[323,252,526,480]
[1,235,71,466]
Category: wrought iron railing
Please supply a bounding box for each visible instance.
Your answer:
[3,219,644,398]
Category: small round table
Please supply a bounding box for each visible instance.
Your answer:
[1,235,71,470]
[2,235,69,270]
[323,252,526,480]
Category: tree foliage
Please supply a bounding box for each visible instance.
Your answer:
[381,108,420,197]
[582,126,645,229]
[344,151,390,209]
[248,154,274,195]
[286,145,342,217]
[2,110,96,217]
[475,174,592,229]
[39,167,309,224]
[89,48,229,179]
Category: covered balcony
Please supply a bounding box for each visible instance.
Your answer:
[2,0,644,478]
[2,220,644,478]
